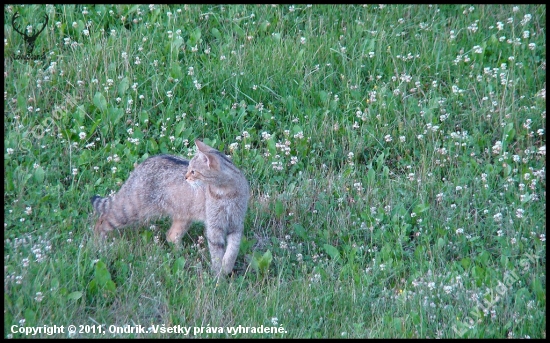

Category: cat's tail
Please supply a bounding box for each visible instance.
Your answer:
[91,195,119,236]
[91,195,111,215]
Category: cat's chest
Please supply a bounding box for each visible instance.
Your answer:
[205,188,244,219]
[205,196,240,213]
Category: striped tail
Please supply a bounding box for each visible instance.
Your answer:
[91,195,109,215]
[91,195,115,237]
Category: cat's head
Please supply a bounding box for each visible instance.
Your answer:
[185,140,231,185]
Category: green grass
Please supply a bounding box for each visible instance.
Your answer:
[4,4,546,338]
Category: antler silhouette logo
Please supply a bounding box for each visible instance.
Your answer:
[11,12,49,60]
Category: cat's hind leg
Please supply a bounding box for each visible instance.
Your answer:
[166,219,191,245]
[94,215,117,238]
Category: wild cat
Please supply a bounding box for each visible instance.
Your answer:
[91,140,250,276]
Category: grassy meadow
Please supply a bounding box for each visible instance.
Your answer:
[3,4,546,338]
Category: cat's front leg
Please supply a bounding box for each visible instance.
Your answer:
[205,225,226,275]
[222,228,242,275]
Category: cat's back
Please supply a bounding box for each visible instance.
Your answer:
[124,154,205,214]
[121,154,193,196]
[131,154,189,179]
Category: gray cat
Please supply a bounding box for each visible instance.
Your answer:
[91,140,250,276]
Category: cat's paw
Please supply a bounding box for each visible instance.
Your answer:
[166,229,182,244]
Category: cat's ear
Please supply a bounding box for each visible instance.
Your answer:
[195,139,211,153]
[195,140,220,170]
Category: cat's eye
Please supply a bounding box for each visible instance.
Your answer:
[191,170,195,175]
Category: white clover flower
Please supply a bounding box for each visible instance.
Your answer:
[516,208,524,218]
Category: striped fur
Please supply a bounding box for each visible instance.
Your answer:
[91,140,249,276]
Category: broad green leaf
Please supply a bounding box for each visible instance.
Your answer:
[259,20,270,32]
[211,27,221,40]
[393,317,403,332]
[78,150,91,166]
[530,277,543,302]
[363,38,375,52]
[94,260,113,286]
[175,121,185,136]
[141,230,153,243]
[148,138,158,152]
[75,105,86,122]
[170,62,182,79]
[34,166,45,184]
[139,111,149,123]
[107,107,123,124]
[51,278,59,290]
[93,92,107,113]
[67,291,83,300]
[412,203,430,215]
[376,152,385,171]
[233,24,245,39]
[275,199,284,217]
[323,244,340,261]
[318,90,328,103]
[382,166,389,179]
[190,28,202,44]
[172,36,184,51]
[503,122,515,144]
[172,257,186,274]
[293,223,307,240]
[258,250,273,271]
[24,308,36,327]
[118,77,130,96]
[367,168,375,184]
[104,280,116,293]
